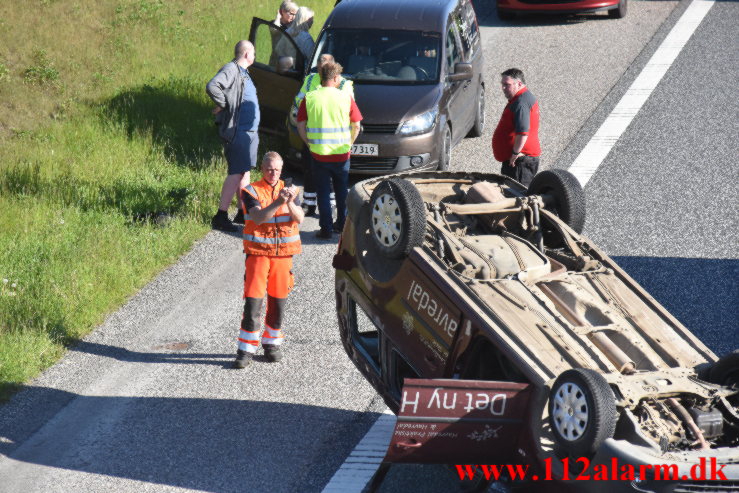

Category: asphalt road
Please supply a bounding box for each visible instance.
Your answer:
[0,1,736,492]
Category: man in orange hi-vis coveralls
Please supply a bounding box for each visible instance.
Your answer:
[234,151,304,368]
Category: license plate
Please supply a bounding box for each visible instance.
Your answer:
[351,143,379,156]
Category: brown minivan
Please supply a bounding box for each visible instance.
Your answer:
[248,0,485,175]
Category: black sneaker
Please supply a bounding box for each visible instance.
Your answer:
[212,213,237,232]
[232,349,252,369]
[315,229,332,239]
[332,222,344,234]
[263,345,283,363]
[304,205,317,217]
[233,210,246,224]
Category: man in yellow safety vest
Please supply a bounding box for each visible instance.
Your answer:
[290,54,354,216]
[296,61,362,239]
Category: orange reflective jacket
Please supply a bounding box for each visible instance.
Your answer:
[241,179,302,256]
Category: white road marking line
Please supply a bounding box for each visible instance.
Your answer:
[568,0,715,187]
[321,409,396,493]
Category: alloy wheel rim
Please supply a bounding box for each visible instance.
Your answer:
[371,193,402,247]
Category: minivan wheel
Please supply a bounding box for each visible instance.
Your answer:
[368,178,426,259]
[467,84,485,138]
[549,368,617,457]
[438,124,452,171]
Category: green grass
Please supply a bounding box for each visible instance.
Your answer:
[0,0,334,401]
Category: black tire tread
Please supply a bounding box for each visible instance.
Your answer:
[528,169,586,234]
[708,350,739,387]
[548,368,617,457]
[369,178,426,259]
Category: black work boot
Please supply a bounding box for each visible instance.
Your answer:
[232,349,252,369]
[263,345,283,363]
[233,209,246,224]
[212,210,237,232]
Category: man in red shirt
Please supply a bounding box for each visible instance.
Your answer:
[492,68,541,187]
[296,61,362,239]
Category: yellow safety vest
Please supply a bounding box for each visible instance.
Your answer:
[293,73,354,109]
[241,179,302,256]
[305,86,352,156]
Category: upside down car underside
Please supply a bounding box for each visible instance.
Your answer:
[349,171,739,458]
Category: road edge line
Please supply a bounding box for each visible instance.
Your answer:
[321,408,396,493]
[568,0,714,187]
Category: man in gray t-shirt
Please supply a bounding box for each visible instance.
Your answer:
[206,40,260,232]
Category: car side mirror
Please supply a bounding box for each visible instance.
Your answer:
[447,62,473,82]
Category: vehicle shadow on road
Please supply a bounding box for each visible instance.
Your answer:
[0,385,380,493]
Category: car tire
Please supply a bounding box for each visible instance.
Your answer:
[467,84,485,138]
[368,178,426,259]
[708,350,739,387]
[527,169,586,234]
[438,124,452,171]
[608,0,627,18]
[549,368,617,457]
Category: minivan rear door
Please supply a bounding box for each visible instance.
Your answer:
[384,378,535,463]
[248,18,305,135]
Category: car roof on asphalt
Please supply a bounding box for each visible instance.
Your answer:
[326,0,453,32]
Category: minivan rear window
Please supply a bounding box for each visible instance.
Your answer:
[311,29,441,84]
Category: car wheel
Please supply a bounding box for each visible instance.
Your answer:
[527,169,586,234]
[438,124,452,171]
[369,178,426,259]
[549,368,617,457]
[708,351,739,387]
[467,84,485,138]
[608,0,627,18]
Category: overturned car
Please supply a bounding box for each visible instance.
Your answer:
[332,170,739,491]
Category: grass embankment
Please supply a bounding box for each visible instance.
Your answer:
[0,0,334,400]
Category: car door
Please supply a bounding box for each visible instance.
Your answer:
[443,21,465,143]
[453,4,481,132]
[386,260,463,379]
[384,378,535,464]
[248,17,305,135]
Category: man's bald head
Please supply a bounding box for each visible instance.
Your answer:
[235,40,254,60]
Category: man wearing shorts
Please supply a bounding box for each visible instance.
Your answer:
[206,40,260,232]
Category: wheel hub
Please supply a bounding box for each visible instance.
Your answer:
[552,382,588,441]
[371,193,402,247]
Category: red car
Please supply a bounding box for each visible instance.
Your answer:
[496,0,627,20]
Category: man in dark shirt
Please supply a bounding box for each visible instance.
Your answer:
[492,68,541,187]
